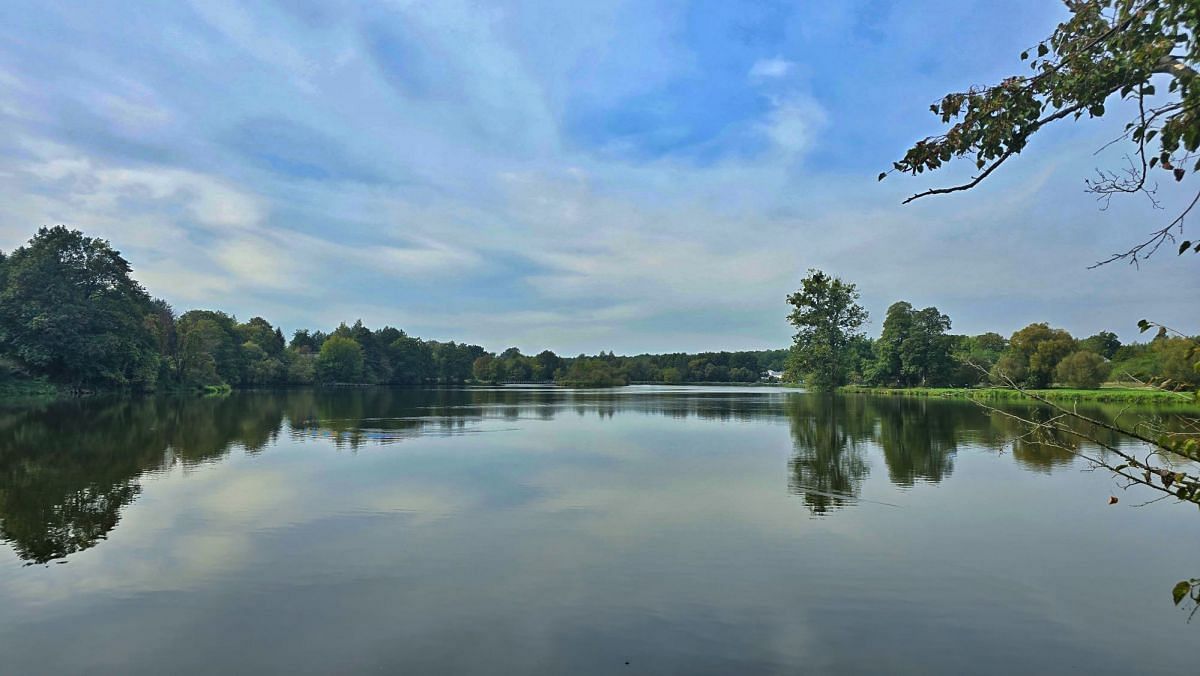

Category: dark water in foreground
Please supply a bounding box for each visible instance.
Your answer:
[0,386,1197,675]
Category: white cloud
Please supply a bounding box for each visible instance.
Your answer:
[21,154,265,231]
[759,95,827,157]
[215,236,299,291]
[0,0,1195,350]
[749,57,794,80]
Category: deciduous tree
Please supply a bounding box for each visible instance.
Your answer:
[317,335,364,383]
[785,270,868,391]
[1055,350,1111,388]
[0,227,159,389]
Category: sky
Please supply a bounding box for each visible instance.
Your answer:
[0,0,1196,354]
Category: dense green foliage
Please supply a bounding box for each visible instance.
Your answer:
[868,302,954,387]
[0,228,493,392]
[0,227,159,390]
[787,274,1196,392]
[470,347,786,387]
[472,348,564,383]
[785,270,869,391]
[555,356,630,387]
[316,336,365,383]
[1055,350,1111,389]
[0,227,795,393]
[572,350,785,384]
[996,323,1079,388]
[841,385,1193,406]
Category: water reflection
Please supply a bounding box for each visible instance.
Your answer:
[0,387,1189,563]
[786,396,870,514]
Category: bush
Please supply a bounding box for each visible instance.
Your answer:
[1055,350,1110,389]
[316,336,364,383]
[1153,338,1200,389]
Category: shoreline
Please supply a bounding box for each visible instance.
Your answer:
[840,385,1198,406]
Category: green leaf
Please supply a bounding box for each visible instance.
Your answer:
[1037,43,1048,57]
[1180,241,1192,255]
[1173,581,1191,605]
[878,172,887,181]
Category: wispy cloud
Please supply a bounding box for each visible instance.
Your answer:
[0,0,1194,351]
[749,57,794,80]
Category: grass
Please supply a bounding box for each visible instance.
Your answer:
[0,377,61,401]
[841,384,1198,406]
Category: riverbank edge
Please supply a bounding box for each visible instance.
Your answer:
[841,385,1198,406]
[0,378,63,401]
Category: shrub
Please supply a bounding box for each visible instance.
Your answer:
[1055,350,1110,389]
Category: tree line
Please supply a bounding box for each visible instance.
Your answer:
[473,348,787,387]
[2,228,1190,393]
[785,270,1200,392]
[0,226,494,391]
[0,227,784,391]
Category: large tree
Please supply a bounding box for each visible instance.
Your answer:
[995,323,1078,388]
[388,333,434,384]
[176,310,244,387]
[0,226,158,389]
[316,335,364,383]
[886,0,1200,265]
[785,270,868,391]
[870,301,954,387]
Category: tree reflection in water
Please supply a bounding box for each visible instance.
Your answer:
[0,388,1186,563]
[786,395,871,515]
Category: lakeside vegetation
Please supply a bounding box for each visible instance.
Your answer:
[0,226,786,394]
[0,226,1194,396]
[841,385,1195,406]
[782,270,1199,396]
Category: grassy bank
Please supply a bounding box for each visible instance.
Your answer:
[0,377,61,401]
[841,385,1198,406]
[626,381,800,387]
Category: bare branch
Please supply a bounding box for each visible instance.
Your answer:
[1089,189,1200,267]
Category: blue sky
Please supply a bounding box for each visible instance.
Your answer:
[0,0,1195,353]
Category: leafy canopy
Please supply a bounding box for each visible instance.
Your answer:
[317,335,365,383]
[0,226,158,388]
[869,301,955,387]
[785,270,868,391]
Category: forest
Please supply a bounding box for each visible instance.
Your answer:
[0,226,1193,393]
[0,226,784,391]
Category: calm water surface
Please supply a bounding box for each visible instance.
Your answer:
[0,386,1197,674]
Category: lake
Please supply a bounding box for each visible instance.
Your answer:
[0,385,1197,674]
